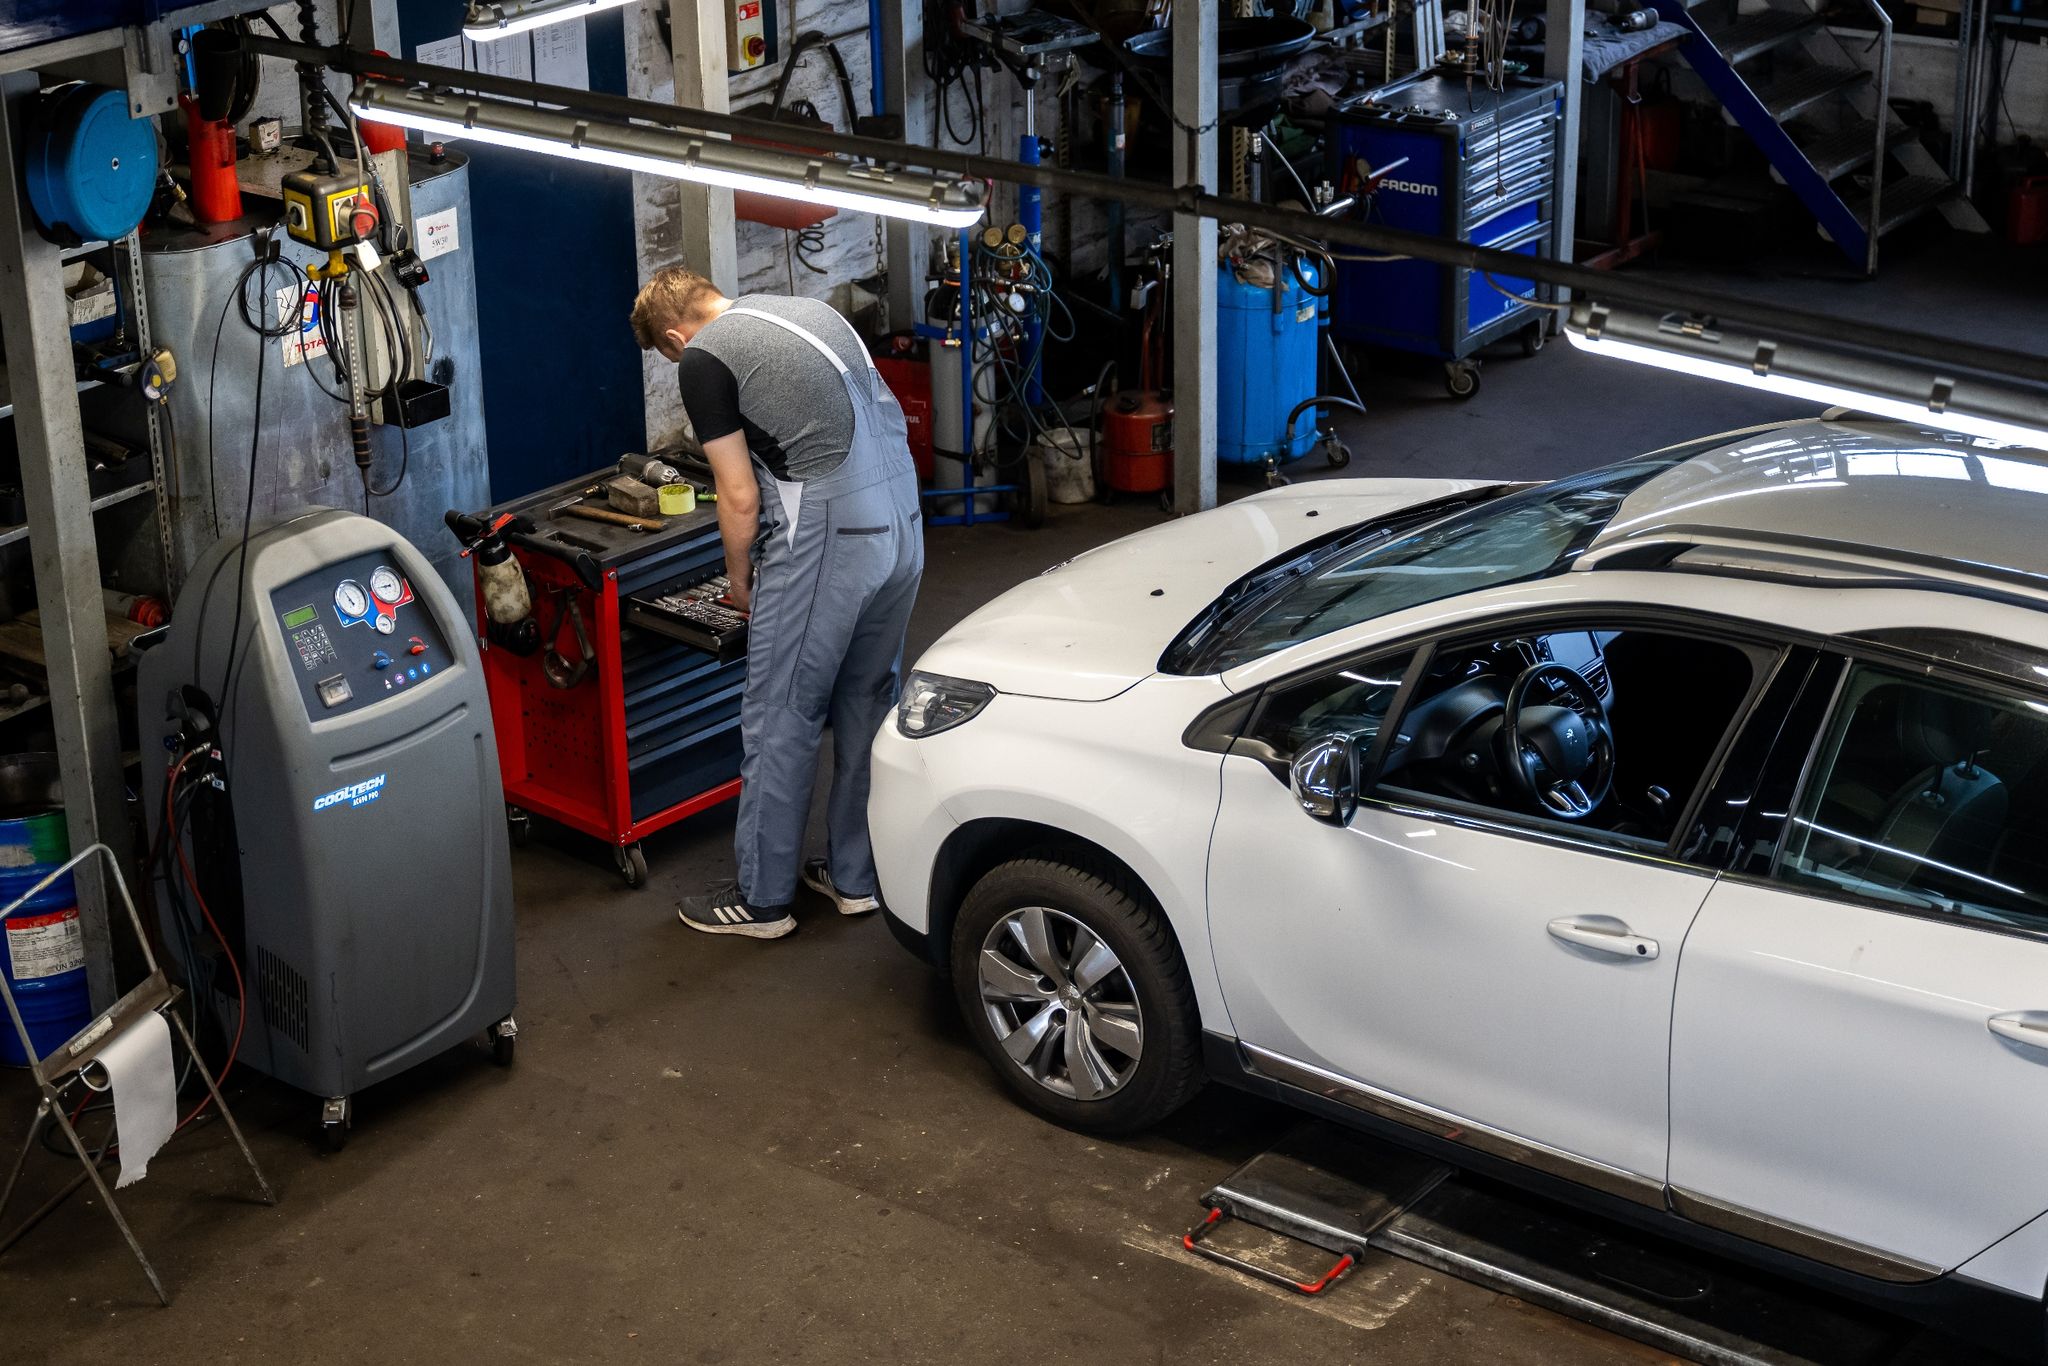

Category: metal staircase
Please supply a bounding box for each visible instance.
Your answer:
[1649,0,1989,272]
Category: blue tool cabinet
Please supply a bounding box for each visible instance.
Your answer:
[1326,72,1562,397]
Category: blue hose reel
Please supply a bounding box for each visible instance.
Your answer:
[24,83,159,245]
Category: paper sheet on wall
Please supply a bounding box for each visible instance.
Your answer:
[532,20,589,95]
[415,35,467,71]
[84,1011,176,1189]
[467,32,534,101]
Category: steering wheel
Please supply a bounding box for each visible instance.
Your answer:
[1497,662,1615,821]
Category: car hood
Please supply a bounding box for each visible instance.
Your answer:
[915,478,1494,701]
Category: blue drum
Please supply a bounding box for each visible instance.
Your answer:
[0,755,90,1067]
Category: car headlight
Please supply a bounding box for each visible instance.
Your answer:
[897,671,995,737]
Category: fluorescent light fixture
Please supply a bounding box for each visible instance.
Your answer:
[1565,303,2048,453]
[464,0,635,41]
[351,83,986,228]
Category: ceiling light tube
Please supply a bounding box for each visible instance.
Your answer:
[351,83,986,229]
[464,0,636,41]
[1565,302,2048,452]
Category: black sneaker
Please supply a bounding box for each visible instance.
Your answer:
[677,881,796,939]
[801,859,880,916]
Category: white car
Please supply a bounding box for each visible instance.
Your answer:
[870,418,2048,1355]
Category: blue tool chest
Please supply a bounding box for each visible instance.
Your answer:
[1326,71,1563,371]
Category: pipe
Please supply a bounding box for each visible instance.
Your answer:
[239,33,2048,389]
[868,0,885,118]
[1285,395,1366,448]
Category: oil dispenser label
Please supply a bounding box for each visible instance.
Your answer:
[313,773,387,812]
[277,284,328,368]
[7,910,84,981]
[417,208,461,262]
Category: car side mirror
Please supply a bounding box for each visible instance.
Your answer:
[1290,733,1359,827]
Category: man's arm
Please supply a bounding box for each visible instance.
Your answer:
[702,431,760,612]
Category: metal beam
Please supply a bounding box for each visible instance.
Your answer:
[1172,0,1218,514]
[666,0,739,292]
[0,73,129,1010]
[1543,0,1585,313]
[880,0,930,330]
[252,36,2048,388]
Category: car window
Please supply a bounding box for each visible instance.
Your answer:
[1372,625,1759,848]
[1778,665,2048,935]
[1189,451,1698,673]
[1243,651,1416,763]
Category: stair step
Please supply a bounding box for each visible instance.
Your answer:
[1877,173,1956,235]
[1799,119,1914,181]
[1759,65,1871,121]
[1703,9,1827,64]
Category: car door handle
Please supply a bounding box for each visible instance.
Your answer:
[1546,915,1659,960]
[1988,1012,2048,1050]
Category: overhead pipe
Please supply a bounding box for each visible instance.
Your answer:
[240,33,2048,389]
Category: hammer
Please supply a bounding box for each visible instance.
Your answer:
[547,497,665,533]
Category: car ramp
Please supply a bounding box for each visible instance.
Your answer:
[1179,1124,1975,1366]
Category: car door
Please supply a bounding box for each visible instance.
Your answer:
[1207,612,1778,1200]
[1669,649,2048,1281]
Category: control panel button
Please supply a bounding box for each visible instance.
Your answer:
[317,675,353,709]
[407,635,427,656]
[372,650,392,670]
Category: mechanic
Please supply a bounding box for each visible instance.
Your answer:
[630,267,924,940]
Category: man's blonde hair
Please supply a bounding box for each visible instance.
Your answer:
[630,266,726,349]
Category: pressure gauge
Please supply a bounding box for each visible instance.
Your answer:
[374,614,395,635]
[335,579,369,619]
[369,566,404,604]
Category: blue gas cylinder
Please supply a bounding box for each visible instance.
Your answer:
[24,83,160,245]
[0,755,91,1068]
[1216,258,1323,470]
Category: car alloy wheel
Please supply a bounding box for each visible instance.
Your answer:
[977,905,1145,1101]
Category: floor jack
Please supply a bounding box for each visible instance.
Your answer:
[1181,1125,1975,1366]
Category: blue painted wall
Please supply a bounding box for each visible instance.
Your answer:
[393,2,646,499]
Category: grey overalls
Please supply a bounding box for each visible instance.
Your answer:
[711,306,924,908]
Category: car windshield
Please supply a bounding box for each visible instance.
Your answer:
[1174,453,1695,674]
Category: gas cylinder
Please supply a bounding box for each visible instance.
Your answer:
[1100,390,1174,497]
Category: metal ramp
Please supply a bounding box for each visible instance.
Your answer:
[1184,1125,1952,1366]
[1644,0,1987,273]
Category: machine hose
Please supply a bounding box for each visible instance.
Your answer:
[1284,395,1366,446]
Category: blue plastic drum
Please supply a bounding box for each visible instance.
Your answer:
[0,754,91,1068]
[24,83,160,244]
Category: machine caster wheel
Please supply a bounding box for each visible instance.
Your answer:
[318,1097,351,1152]
[614,842,648,888]
[1265,468,1291,488]
[1519,321,1546,357]
[1444,361,1481,399]
[506,805,533,847]
[1322,437,1352,470]
[489,1016,519,1067]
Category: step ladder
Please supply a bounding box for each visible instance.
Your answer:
[1183,1124,1964,1365]
[1646,0,1988,273]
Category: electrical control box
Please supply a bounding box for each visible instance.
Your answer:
[282,166,372,251]
[727,0,769,71]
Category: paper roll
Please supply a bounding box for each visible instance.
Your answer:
[90,1011,176,1188]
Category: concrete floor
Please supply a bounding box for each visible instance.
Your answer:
[4,236,2041,1364]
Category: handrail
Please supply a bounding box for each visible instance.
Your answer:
[1865,0,1892,275]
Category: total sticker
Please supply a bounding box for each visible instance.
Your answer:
[7,908,84,981]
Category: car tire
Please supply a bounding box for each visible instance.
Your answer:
[951,858,1203,1134]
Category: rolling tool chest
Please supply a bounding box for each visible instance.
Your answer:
[1326,71,1564,397]
[451,468,749,886]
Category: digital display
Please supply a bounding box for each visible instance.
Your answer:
[283,604,317,629]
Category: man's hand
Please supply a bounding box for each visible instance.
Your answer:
[701,430,760,618]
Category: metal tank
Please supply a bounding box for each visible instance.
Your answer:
[140,149,488,600]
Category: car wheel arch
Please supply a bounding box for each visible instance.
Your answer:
[927,818,1171,974]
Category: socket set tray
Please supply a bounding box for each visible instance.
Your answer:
[625,576,750,663]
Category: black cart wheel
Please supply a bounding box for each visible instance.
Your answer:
[1444,361,1481,399]
[491,1018,518,1067]
[506,805,533,847]
[1322,436,1352,469]
[952,858,1204,1134]
[318,1097,351,1152]
[615,842,648,888]
[1012,458,1048,530]
[1265,467,1291,488]
[1520,321,1547,357]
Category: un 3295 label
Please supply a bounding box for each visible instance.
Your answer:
[313,773,387,812]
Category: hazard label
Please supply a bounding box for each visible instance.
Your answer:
[6,909,84,981]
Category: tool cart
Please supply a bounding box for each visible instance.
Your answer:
[449,468,750,886]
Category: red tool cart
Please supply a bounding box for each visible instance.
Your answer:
[448,470,750,886]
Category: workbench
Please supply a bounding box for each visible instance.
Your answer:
[464,468,747,886]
